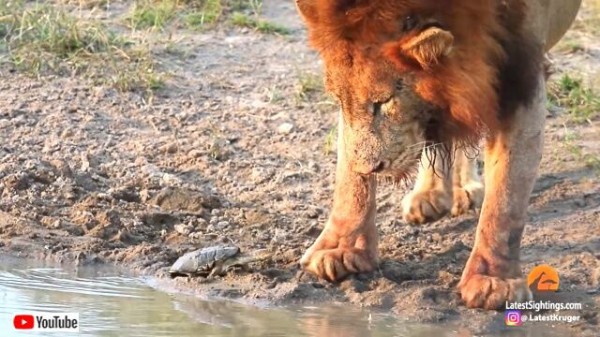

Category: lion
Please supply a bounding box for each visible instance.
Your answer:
[295,0,582,309]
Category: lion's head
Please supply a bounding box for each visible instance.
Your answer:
[296,0,540,176]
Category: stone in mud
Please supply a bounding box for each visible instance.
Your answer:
[150,187,222,213]
[277,122,294,134]
[174,223,194,236]
[3,173,31,190]
[112,229,141,244]
[160,142,179,154]
[86,210,122,240]
[73,173,99,192]
[109,186,141,203]
[140,212,179,228]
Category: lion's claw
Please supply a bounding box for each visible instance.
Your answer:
[451,182,484,217]
[402,189,452,224]
[459,275,532,309]
[301,247,375,282]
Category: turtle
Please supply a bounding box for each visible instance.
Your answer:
[169,245,271,278]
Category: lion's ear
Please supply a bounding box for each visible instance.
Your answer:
[296,0,361,25]
[388,27,454,70]
[296,0,318,24]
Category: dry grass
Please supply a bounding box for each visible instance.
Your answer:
[230,12,290,35]
[127,0,288,32]
[0,1,164,92]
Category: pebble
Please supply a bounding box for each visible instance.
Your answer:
[160,142,178,154]
[189,232,204,240]
[195,218,208,228]
[216,221,230,230]
[161,173,181,185]
[277,123,294,134]
[174,223,193,236]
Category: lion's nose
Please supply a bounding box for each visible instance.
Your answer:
[355,161,385,175]
[371,162,385,173]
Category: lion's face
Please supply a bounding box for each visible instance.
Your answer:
[329,57,441,176]
[297,0,506,176]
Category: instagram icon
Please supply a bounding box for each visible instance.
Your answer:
[505,310,523,326]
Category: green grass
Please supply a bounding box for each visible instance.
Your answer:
[294,71,324,104]
[129,0,179,30]
[563,127,600,174]
[294,70,337,113]
[58,0,109,8]
[128,0,275,31]
[548,74,600,123]
[230,12,290,35]
[0,1,164,92]
[323,126,337,155]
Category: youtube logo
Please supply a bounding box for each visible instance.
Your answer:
[13,314,34,330]
[12,313,79,332]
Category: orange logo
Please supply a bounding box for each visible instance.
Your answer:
[527,264,560,292]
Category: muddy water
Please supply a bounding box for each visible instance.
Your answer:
[0,257,569,337]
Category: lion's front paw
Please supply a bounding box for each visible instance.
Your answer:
[300,229,377,282]
[458,275,532,309]
[402,189,452,224]
[301,247,375,282]
[451,181,484,217]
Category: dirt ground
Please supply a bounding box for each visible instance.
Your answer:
[0,1,598,336]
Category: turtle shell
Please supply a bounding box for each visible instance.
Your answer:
[169,245,240,276]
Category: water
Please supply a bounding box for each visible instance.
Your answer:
[0,257,571,337]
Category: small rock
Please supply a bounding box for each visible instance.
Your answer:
[174,223,193,236]
[161,173,181,185]
[196,218,208,228]
[308,161,320,172]
[305,207,321,219]
[216,221,229,230]
[139,189,151,202]
[51,159,73,178]
[282,248,299,263]
[302,222,322,237]
[3,173,30,190]
[160,142,178,154]
[80,153,91,172]
[189,232,204,240]
[277,122,294,134]
[109,186,140,203]
[151,187,221,213]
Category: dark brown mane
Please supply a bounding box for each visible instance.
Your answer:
[300,0,543,142]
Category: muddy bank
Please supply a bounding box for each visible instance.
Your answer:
[0,1,598,336]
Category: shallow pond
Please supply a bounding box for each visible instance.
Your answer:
[0,257,571,337]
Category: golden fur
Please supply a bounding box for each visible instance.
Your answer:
[296,0,581,310]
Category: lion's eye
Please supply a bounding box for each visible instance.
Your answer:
[403,15,418,31]
[372,96,393,116]
[395,80,404,91]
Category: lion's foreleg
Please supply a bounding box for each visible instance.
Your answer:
[402,145,484,224]
[458,75,546,309]
[402,147,452,224]
[300,113,378,281]
[451,147,484,217]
